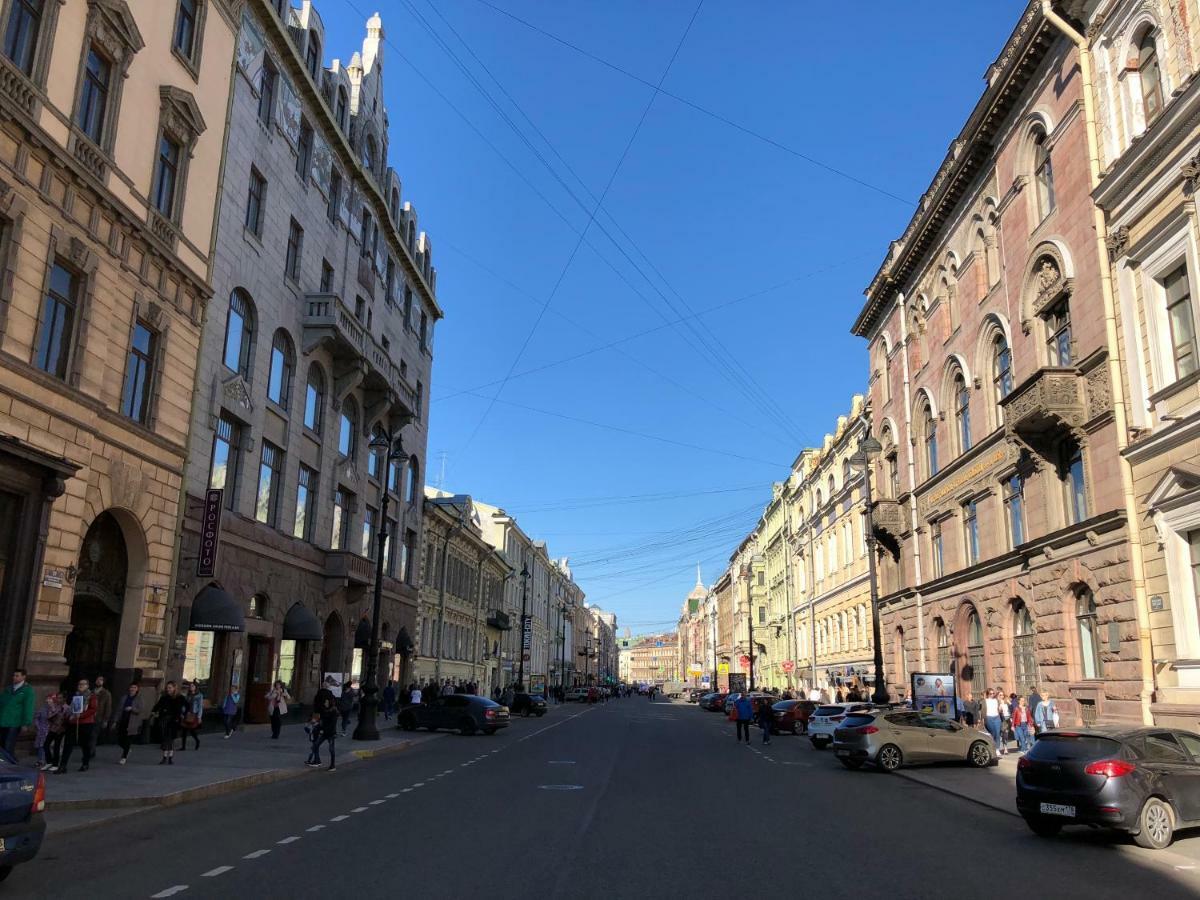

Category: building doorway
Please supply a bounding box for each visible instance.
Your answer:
[64,512,127,693]
[320,612,345,682]
[244,635,273,723]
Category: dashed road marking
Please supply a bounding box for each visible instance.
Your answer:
[306,825,325,832]
[401,788,413,793]
[330,815,350,822]
[441,769,453,775]
[386,793,400,798]
[243,850,271,860]
[412,782,425,787]
[201,867,233,877]
[369,799,387,805]
[351,806,369,812]
[548,760,576,765]
[151,887,189,898]
[539,784,584,791]
[277,836,301,844]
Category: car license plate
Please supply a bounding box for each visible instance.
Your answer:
[1040,802,1075,818]
[835,749,849,757]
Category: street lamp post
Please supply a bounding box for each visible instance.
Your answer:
[516,558,530,691]
[354,428,409,741]
[709,601,718,690]
[849,435,889,705]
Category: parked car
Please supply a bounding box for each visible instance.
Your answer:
[687,689,709,703]
[0,751,46,882]
[771,699,817,735]
[808,703,876,749]
[1016,727,1200,849]
[700,692,728,712]
[564,687,589,702]
[722,693,743,715]
[831,710,996,771]
[510,692,548,717]
[399,695,510,735]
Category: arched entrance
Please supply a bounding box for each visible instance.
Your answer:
[320,611,345,683]
[64,512,127,692]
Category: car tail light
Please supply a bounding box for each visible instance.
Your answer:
[32,771,45,814]
[856,725,879,735]
[1017,756,1032,771]
[485,709,496,719]
[1084,759,1136,778]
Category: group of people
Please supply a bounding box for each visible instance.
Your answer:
[730,694,776,745]
[957,686,1059,754]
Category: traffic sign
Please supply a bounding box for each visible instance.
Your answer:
[739,655,750,668]
[717,662,729,674]
[782,660,795,673]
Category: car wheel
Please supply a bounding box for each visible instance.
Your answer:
[1023,815,1062,839]
[459,717,477,736]
[399,715,416,732]
[536,711,546,717]
[791,723,800,736]
[522,709,530,718]
[968,741,993,768]
[877,744,903,772]
[1134,798,1174,850]
[839,758,864,770]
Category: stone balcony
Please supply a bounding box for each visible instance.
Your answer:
[302,293,418,419]
[999,366,1085,451]
[487,610,512,630]
[870,498,906,541]
[324,549,374,593]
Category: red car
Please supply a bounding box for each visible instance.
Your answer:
[771,699,817,734]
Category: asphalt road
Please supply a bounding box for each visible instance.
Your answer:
[8,697,1200,899]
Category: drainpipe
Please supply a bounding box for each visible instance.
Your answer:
[895,292,927,671]
[1040,1,1155,726]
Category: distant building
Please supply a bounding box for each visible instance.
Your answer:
[626,633,678,685]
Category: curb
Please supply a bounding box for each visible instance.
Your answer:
[45,735,423,812]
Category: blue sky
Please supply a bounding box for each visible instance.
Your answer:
[321,0,1027,635]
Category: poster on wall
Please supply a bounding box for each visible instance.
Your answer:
[530,675,545,696]
[230,647,244,694]
[911,673,956,719]
[323,672,344,698]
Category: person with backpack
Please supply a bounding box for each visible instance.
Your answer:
[57,679,97,773]
[1034,690,1059,734]
[307,685,338,771]
[179,681,203,751]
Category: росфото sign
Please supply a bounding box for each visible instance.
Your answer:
[197,488,223,578]
[521,614,532,663]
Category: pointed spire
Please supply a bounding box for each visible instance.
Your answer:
[695,563,703,590]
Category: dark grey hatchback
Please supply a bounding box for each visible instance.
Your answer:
[0,752,46,881]
[398,695,510,735]
[1016,727,1200,849]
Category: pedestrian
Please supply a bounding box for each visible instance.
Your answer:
[33,692,63,771]
[0,668,35,758]
[997,689,1012,754]
[307,685,338,772]
[1034,690,1058,734]
[153,681,185,765]
[983,689,1003,753]
[382,681,397,720]
[57,678,97,773]
[338,682,358,736]
[1028,685,1044,721]
[1012,696,1035,753]
[264,681,289,738]
[411,683,424,706]
[180,681,203,751]
[835,687,845,703]
[43,693,66,771]
[961,689,978,728]
[91,675,113,751]
[733,693,753,744]
[223,688,242,739]
[115,683,144,765]
[756,698,773,745]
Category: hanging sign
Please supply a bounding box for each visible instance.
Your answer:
[197,488,223,577]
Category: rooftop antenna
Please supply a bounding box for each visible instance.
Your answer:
[436,450,448,490]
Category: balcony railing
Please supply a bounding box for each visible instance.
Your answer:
[870,498,905,541]
[487,610,512,630]
[324,549,374,588]
[999,367,1085,450]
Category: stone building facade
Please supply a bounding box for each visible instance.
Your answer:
[852,2,1145,725]
[171,2,440,719]
[0,0,235,698]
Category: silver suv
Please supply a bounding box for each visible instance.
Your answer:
[832,710,996,771]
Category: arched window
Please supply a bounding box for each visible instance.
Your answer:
[935,619,950,672]
[1137,30,1164,123]
[1032,128,1055,220]
[405,455,420,504]
[974,229,992,292]
[815,488,823,509]
[921,399,938,478]
[966,609,985,697]
[881,424,900,499]
[992,331,1013,406]
[303,364,324,433]
[390,188,400,221]
[306,32,320,78]
[1012,602,1039,696]
[828,474,836,497]
[223,289,254,379]
[363,133,376,173]
[339,399,357,459]
[367,424,386,479]
[336,86,348,130]
[249,593,267,619]
[842,459,852,487]
[1076,587,1103,679]
[267,330,294,409]
[953,370,971,454]
[406,219,415,251]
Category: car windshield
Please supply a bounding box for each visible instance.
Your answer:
[772,701,796,710]
[841,715,876,728]
[814,706,844,717]
[1026,734,1123,761]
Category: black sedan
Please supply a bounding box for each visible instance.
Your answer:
[1017,727,1200,849]
[399,695,510,735]
[0,752,46,881]
[510,692,548,717]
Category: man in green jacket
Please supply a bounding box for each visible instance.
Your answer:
[0,668,35,758]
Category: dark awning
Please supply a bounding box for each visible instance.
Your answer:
[190,585,245,632]
[397,625,414,656]
[354,617,372,648]
[282,602,323,641]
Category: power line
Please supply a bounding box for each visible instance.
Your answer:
[468,0,915,206]
[506,483,767,514]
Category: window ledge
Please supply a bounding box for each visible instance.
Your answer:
[171,46,200,83]
[1148,367,1200,406]
[242,227,264,253]
[265,397,289,419]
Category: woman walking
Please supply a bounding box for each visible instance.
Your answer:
[222,688,241,739]
[153,681,186,765]
[115,683,144,765]
[983,689,1003,754]
[180,682,203,751]
[265,681,290,739]
[996,688,1012,756]
[33,692,64,772]
[57,679,98,773]
[1012,696,1035,753]
[756,698,773,746]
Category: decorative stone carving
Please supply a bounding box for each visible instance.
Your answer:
[158,86,207,151]
[871,498,906,542]
[143,301,164,329]
[86,0,144,71]
[1105,226,1129,261]
[1085,366,1113,420]
[1184,150,1200,196]
[72,139,107,181]
[221,373,253,414]
[0,56,37,117]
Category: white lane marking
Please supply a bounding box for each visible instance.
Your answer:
[351,806,369,812]
[369,799,387,805]
[538,784,584,791]
[548,760,576,765]
[201,866,233,877]
[277,836,301,844]
[441,769,453,775]
[243,850,271,859]
[1176,865,1197,871]
[306,825,325,832]
[330,815,349,822]
[151,886,189,898]
[401,788,413,793]
[386,793,400,798]
[412,782,425,787]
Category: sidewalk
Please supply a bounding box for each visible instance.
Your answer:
[40,719,437,825]
[892,750,1020,816]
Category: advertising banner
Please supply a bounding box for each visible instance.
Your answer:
[197,488,223,577]
[530,674,545,696]
[322,672,344,698]
[911,672,956,719]
[521,614,532,663]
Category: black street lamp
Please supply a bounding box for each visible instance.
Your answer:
[849,434,888,706]
[354,427,409,741]
[516,559,530,691]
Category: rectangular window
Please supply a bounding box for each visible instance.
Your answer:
[76,46,111,145]
[757,606,765,624]
[362,505,376,558]
[1003,473,1025,548]
[293,464,316,540]
[1189,530,1200,603]
[888,455,900,499]
[404,528,417,583]
[320,259,334,293]
[930,519,944,580]
[388,457,400,493]
[402,285,412,328]
[152,135,181,218]
[4,0,42,76]
[255,441,282,526]
[962,500,980,566]
[183,630,215,690]
[331,488,348,550]
[419,310,428,350]
[384,517,397,576]
[285,218,303,281]
[328,169,342,223]
[1046,299,1072,367]
[385,257,396,305]
[209,414,241,509]
[361,210,373,258]
[1062,443,1087,525]
[258,61,276,125]
[274,639,296,691]
[297,118,313,179]
[174,0,197,59]
[1163,263,1197,380]
[121,320,157,424]
[35,262,78,379]
[245,167,265,236]
[305,36,320,78]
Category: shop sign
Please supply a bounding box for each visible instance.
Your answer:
[197,488,223,577]
[911,672,957,720]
